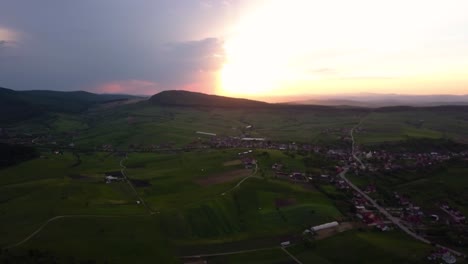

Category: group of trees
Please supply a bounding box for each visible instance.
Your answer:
[0,143,39,168]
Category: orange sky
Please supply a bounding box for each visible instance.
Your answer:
[1,1,467,97]
[214,0,468,99]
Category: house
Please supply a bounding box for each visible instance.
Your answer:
[280,241,291,247]
[242,158,256,169]
[311,221,339,232]
[289,172,307,182]
[428,248,457,264]
[105,175,122,183]
[272,163,283,170]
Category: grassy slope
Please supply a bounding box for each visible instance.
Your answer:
[356,109,468,144]
[0,150,341,261]
[289,230,430,264]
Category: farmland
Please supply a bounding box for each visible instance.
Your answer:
[0,149,342,262]
[1,93,468,263]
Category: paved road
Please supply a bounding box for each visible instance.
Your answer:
[339,169,431,245]
[343,118,465,257]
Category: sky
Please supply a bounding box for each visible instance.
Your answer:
[1,0,467,100]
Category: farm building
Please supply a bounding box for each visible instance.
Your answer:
[241,137,265,141]
[311,221,339,232]
[105,175,123,183]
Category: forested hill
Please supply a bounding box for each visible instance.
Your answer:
[0,87,140,123]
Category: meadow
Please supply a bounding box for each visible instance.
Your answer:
[0,149,343,262]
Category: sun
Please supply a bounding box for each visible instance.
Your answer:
[220,57,284,97]
[217,1,317,98]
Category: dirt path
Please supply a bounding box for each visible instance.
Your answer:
[2,215,129,250]
[195,169,251,186]
[281,246,303,264]
[179,246,279,258]
[221,163,260,195]
[120,154,154,214]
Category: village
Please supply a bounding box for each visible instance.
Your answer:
[2,126,468,262]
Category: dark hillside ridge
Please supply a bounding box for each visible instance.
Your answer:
[149,90,362,112]
[0,88,43,123]
[149,90,468,113]
[0,143,39,168]
[149,90,269,108]
[0,87,141,123]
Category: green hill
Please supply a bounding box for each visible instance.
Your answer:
[0,87,141,123]
[149,90,269,108]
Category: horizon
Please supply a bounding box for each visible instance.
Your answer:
[1,1,468,99]
[4,86,468,104]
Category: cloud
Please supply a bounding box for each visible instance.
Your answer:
[308,68,338,75]
[337,76,397,80]
[200,0,232,9]
[163,37,225,71]
[0,2,229,93]
[92,80,160,95]
[0,40,7,50]
[155,37,225,91]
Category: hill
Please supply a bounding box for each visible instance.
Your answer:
[0,87,141,123]
[149,90,269,108]
[292,94,468,107]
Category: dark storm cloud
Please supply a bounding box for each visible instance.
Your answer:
[0,0,230,94]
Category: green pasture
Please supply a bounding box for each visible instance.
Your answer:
[288,230,431,264]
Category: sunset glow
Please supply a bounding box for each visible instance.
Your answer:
[1,1,468,97]
[218,0,468,98]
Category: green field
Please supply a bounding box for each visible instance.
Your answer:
[0,149,344,262]
[289,230,431,264]
[2,98,468,262]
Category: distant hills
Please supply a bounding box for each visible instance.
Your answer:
[0,87,141,123]
[149,90,468,110]
[2,88,468,124]
[290,93,468,107]
[149,90,268,108]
